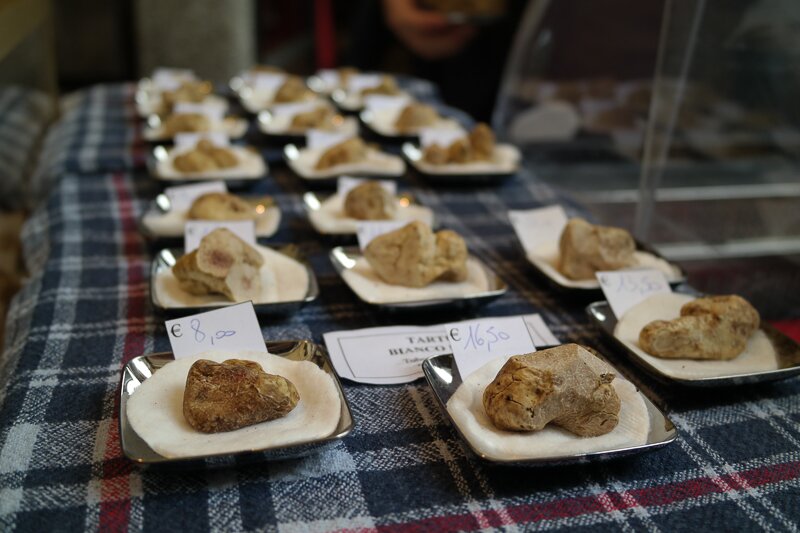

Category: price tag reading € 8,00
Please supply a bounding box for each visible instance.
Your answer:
[165,301,268,359]
[445,316,537,379]
[596,268,671,319]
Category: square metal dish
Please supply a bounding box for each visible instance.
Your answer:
[147,145,267,187]
[402,142,520,184]
[587,300,800,386]
[150,245,319,315]
[139,193,281,240]
[302,191,432,237]
[422,353,677,466]
[516,238,687,295]
[329,245,507,311]
[119,340,354,465]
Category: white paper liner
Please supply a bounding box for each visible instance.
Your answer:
[142,205,280,238]
[308,194,433,235]
[364,108,461,137]
[409,144,521,175]
[258,113,358,137]
[154,246,309,308]
[614,293,778,380]
[341,257,489,304]
[446,354,649,461]
[286,146,405,180]
[526,243,682,289]
[154,146,266,181]
[126,350,341,458]
[143,117,248,142]
[136,93,228,119]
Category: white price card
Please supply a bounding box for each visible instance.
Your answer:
[356,220,409,250]
[173,102,225,122]
[316,69,340,87]
[306,129,354,150]
[270,101,319,118]
[445,316,538,379]
[347,73,382,93]
[524,314,561,347]
[252,72,288,93]
[166,301,267,359]
[151,68,195,90]
[184,220,256,253]
[337,176,396,197]
[419,128,466,148]
[323,325,452,384]
[165,180,227,211]
[508,205,569,254]
[173,132,230,150]
[363,94,410,112]
[597,268,672,319]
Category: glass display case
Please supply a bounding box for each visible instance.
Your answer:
[493,0,800,319]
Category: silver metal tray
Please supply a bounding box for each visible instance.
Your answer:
[302,191,430,238]
[329,246,507,311]
[150,245,319,315]
[147,145,267,188]
[139,193,280,241]
[401,142,519,185]
[422,353,677,466]
[119,340,354,465]
[587,300,800,386]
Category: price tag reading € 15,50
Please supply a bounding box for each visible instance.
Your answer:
[445,316,538,379]
[596,268,672,319]
[165,301,267,359]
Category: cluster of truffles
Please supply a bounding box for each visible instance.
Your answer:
[640,295,760,360]
[183,359,299,433]
[173,140,238,173]
[364,221,467,288]
[422,123,495,165]
[172,228,263,302]
[160,81,213,114]
[274,76,314,103]
[162,113,211,136]
[558,218,636,280]
[289,107,340,131]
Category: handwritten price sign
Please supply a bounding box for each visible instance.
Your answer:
[596,268,671,319]
[165,301,268,359]
[445,317,537,379]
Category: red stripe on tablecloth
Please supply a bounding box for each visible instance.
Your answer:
[98,172,144,532]
[113,173,147,365]
[769,320,800,343]
[376,460,800,531]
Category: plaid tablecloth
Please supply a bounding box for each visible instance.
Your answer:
[1,84,799,532]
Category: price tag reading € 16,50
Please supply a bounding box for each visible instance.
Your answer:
[445,316,538,379]
[596,268,672,319]
[184,220,256,253]
[165,301,268,359]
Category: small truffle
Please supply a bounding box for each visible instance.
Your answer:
[639,295,760,360]
[188,192,258,221]
[172,228,264,302]
[343,181,397,220]
[483,344,620,437]
[364,221,467,287]
[163,113,210,136]
[183,359,300,433]
[394,103,439,132]
[558,218,636,280]
[315,138,368,170]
